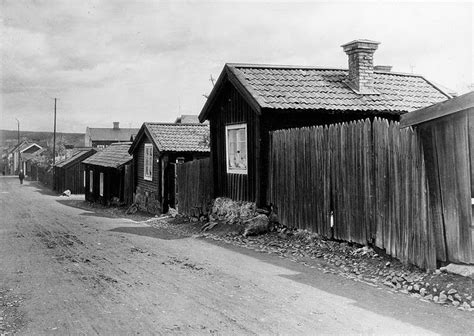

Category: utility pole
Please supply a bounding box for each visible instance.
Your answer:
[52,98,57,191]
[15,118,20,144]
[53,98,57,166]
[15,118,20,173]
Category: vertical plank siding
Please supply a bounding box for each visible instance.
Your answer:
[135,138,161,200]
[176,158,212,216]
[269,118,438,269]
[210,82,259,202]
[418,111,473,264]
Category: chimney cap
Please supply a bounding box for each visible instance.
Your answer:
[113,122,120,129]
[341,39,380,53]
[374,65,392,73]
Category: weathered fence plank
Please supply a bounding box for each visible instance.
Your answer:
[269,118,437,269]
[176,158,212,217]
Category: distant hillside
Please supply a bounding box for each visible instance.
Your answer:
[0,129,85,148]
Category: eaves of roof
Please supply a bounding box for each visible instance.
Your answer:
[400,91,474,128]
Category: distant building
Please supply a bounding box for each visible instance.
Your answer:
[53,148,97,194]
[7,141,43,175]
[85,122,139,148]
[82,142,133,205]
[128,122,210,214]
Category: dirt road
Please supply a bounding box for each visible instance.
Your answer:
[1,177,472,335]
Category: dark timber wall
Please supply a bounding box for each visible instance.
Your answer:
[417,109,473,264]
[210,82,260,202]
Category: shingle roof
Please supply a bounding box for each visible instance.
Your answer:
[145,123,210,152]
[230,64,449,112]
[55,149,96,168]
[87,128,139,142]
[199,64,451,121]
[22,148,46,162]
[82,142,132,168]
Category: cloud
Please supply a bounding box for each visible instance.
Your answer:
[0,0,472,132]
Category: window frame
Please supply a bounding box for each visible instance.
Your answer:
[99,172,104,196]
[225,123,248,175]
[89,170,93,193]
[144,143,153,181]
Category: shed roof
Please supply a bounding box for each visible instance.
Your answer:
[82,142,132,168]
[87,127,139,142]
[199,64,450,121]
[129,123,210,154]
[55,149,96,168]
[22,148,46,162]
[400,91,474,128]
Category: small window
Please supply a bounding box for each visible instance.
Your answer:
[144,144,153,181]
[99,172,104,196]
[225,123,248,174]
[89,170,93,193]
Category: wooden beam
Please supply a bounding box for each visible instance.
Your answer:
[400,91,474,128]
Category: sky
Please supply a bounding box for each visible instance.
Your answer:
[0,0,473,133]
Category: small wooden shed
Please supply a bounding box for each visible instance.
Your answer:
[128,122,210,214]
[53,148,96,194]
[401,91,473,264]
[82,142,133,205]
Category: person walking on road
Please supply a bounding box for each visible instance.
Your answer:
[19,170,25,184]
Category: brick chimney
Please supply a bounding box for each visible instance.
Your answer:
[342,39,380,94]
[113,122,120,130]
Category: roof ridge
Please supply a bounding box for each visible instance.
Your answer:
[88,127,139,130]
[230,63,429,79]
[227,63,347,71]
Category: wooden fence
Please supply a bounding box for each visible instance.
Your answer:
[176,158,213,217]
[28,163,53,188]
[269,118,437,269]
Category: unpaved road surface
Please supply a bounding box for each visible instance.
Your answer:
[1,177,473,335]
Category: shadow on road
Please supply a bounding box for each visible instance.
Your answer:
[56,199,118,219]
[200,237,473,333]
[55,199,151,222]
[109,226,186,240]
[23,181,58,196]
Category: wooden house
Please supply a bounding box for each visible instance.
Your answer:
[7,141,43,175]
[82,142,133,205]
[85,122,139,148]
[53,148,96,194]
[128,123,210,214]
[401,91,473,264]
[198,39,451,206]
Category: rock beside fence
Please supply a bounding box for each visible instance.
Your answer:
[210,197,256,225]
[243,214,270,237]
